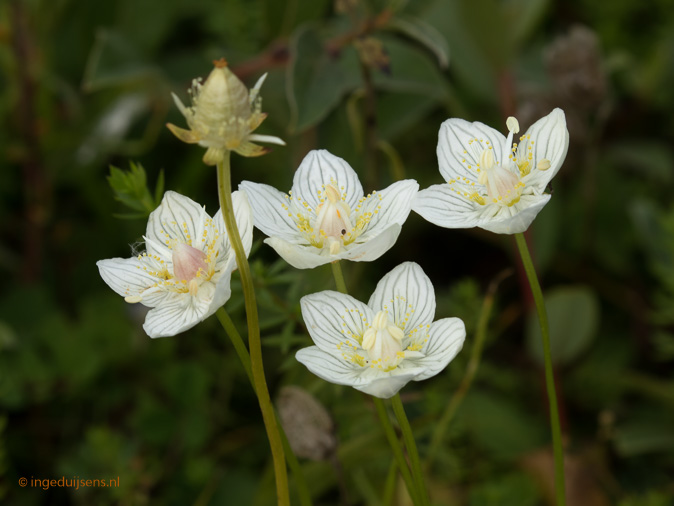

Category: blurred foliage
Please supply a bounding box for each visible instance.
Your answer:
[2,0,674,504]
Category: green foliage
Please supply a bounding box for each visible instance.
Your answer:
[107,162,164,219]
[288,25,361,132]
[3,0,674,503]
[468,472,539,506]
[525,286,600,366]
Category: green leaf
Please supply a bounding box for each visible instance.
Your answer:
[287,24,361,132]
[526,286,600,367]
[614,421,674,456]
[372,36,448,99]
[414,0,499,102]
[385,15,450,68]
[82,29,158,92]
[460,390,547,460]
[154,168,165,206]
[107,162,159,217]
[505,0,551,49]
[376,92,438,141]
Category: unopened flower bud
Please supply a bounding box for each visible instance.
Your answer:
[167,58,285,165]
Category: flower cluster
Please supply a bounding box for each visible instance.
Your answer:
[98,60,569,399]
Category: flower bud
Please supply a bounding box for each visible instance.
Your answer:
[167,58,285,165]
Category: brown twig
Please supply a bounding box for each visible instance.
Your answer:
[10,0,48,283]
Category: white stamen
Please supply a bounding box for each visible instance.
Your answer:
[506,116,520,133]
[362,311,404,366]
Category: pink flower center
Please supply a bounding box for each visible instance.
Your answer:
[172,242,208,282]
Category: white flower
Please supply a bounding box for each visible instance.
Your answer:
[413,108,569,234]
[97,191,253,338]
[296,262,465,399]
[240,150,418,269]
[167,58,285,165]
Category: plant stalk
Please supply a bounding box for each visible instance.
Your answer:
[391,394,429,506]
[373,398,420,505]
[216,153,289,506]
[515,233,566,506]
[426,269,512,469]
[331,260,348,294]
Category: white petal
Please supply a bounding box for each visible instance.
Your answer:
[357,179,418,237]
[265,237,330,269]
[437,118,506,184]
[412,184,482,229]
[477,194,551,234]
[520,108,569,190]
[249,73,267,103]
[248,134,286,146]
[412,317,466,381]
[171,92,190,119]
[239,181,301,243]
[203,271,234,320]
[143,291,210,338]
[301,291,374,353]
[295,347,363,386]
[291,150,364,211]
[145,191,207,257]
[295,347,425,399]
[353,368,425,399]
[213,190,254,260]
[97,257,167,307]
[338,225,402,263]
[368,262,436,332]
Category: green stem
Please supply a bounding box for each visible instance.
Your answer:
[426,269,512,469]
[215,308,312,506]
[329,263,419,503]
[331,260,348,294]
[373,398,420,505]
[514,233,566,506]
[382,459,398,506]
[216,308,253,384]
[391,394,429,506]
[216,153,289,506]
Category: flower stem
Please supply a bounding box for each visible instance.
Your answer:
[329,263,419,503]
[514,233,566,506]
[216,153,290,506]
[391,394,429,506]
[426,268,512,470]
[373,398,420,505]
[215,308,313,506]
[331,260,348,294]
[216,308,253,383]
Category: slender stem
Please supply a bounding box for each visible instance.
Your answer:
[331,260,348,294]
[215,306,312,506]
[382,459,398,506]
[514,233,566,506]
[216,308,253,384]
[216,153,289,506]
[426,269,512,469]
[391,394,429,506]
[329,264,418,503]
[279,425,313,506]
[373,398,420,505]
